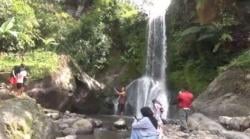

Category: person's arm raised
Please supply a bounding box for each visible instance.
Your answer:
[114,88,120,95]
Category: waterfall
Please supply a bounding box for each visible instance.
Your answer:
[125,0,171,119]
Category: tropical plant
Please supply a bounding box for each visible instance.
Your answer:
[0,18,18,38]
[0,0,40,52]
[179,22,233,53]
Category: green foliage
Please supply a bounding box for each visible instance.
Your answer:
[0,18,18,37]
[0,18,19,51]
[0,0,78,52]
[0,0,146,84]
[32,2,78,50]
[0,50,59,80]
[179,23,234,53]
[220,50,250,70]
[60,0,146,77]
[60,10,112,74]
[0,0,39,51]
[167,0,245,94]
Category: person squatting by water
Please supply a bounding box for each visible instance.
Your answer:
[131,107,159,139]
[114,86,127,116]
[177,89,194,132]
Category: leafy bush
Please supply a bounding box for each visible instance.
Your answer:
[31,1,79,50]
[59,0,146,76]
[0,0,39,51]
[0,0,78,52]
[167,0,245,94]
[60,9,112,74]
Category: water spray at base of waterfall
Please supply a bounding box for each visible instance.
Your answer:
[126,76,168,119]
[113,98,119,115]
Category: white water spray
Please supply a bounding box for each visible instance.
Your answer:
[119,0,172,119]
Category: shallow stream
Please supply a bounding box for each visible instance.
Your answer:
[79,115,133,139]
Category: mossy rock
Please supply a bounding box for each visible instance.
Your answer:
[0,97,55,139]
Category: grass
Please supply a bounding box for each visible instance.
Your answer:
[0,50,59,80]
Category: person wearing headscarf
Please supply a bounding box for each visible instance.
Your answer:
[130,107,159,139]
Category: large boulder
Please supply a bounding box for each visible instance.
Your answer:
[219,116,250,131]
[188,113,249,139]
[193,69,250,117]
[27,55,105,113]
[0,97,55,139]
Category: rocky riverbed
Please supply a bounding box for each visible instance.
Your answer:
[52,112,250,139]
[162,113,250,139]
[1,84,250,139]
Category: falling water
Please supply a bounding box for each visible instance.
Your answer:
[125,0,171,118]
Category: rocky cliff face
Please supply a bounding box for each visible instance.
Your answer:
[193,69,250,117]
[26,55,105,114]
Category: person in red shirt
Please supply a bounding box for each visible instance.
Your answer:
[177,89,194,132]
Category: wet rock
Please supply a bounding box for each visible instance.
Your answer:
[90,118,103,128]
[113,118,127,129]
[72,119,93,133]
[56,135,77,139]
[51,110,101,137]
[58,123,70,129]
[44,108,61,120]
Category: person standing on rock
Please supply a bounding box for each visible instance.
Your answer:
[8,65,20,93]
[16,64,28,96]
[177,89,194,132]
[152,99,164,124]
[130,107,159,139]
[114,86,127,116]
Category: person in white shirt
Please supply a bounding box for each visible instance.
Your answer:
[130,107,159,139]
[16,64,27,96]
[152,99,164,124]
